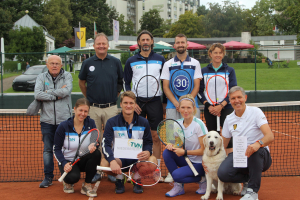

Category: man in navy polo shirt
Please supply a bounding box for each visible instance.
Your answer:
[79,32,123,182]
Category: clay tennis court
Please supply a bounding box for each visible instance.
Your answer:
[0,104,299,199]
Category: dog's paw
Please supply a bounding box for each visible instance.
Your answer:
[233,191,240,196]
[216,194,223,200]
[201,194,209,200]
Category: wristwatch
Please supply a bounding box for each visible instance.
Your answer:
[257,140,264,147]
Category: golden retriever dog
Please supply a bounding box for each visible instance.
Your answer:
[201,131,241,200]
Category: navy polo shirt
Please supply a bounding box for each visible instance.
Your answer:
[79,54,123,104]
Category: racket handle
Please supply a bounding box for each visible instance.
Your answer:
[217,116,220,131]
[58,172,68,182]
[97,166,112,171]
[185,157,199,176]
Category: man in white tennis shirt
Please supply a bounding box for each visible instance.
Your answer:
[217,86,274,200]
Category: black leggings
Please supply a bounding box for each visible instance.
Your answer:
[204,108,234,148]
[59,149,101,184]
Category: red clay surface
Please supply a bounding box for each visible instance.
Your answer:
[0,176,300,200]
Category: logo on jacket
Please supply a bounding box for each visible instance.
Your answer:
[45,82,50,86]
[135,65,143,69]
[118,133,125,137]
[233,124,237,130]
[69,138,75,142]
[89,66,95,72]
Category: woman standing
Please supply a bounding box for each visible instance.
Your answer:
[54,98,101,197]
[199,43,237,148]
[163,94,208,197]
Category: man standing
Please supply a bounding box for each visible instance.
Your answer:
[101,91,156,194]
[160,34,202,182]
[26,62,30,70]
[35,55,73,188]
[79,32,123,182]
[124,30,165,176]
[218,86,274,200]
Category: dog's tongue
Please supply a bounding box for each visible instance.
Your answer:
[209,146,215,150]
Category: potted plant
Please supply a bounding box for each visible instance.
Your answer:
[261,56,266,63]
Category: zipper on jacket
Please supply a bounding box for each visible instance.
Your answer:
[54,82,56,125]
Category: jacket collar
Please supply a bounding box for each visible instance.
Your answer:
[174,54,191,62]
[137,50,155,59]
[120,111,138,125]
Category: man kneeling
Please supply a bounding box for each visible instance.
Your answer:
[101,91,157,194]
[218,86,274,200]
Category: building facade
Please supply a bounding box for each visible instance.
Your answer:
[106,0,200,32]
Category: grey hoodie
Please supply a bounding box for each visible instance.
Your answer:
[34,69,73,125]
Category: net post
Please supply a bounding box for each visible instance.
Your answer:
[0,51,3,96]
[254,48,257,92]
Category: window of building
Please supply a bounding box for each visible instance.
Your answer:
[174,14,177,19]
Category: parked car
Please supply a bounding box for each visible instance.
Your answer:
[12,65,47,91]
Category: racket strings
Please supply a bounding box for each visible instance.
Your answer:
[129,162,161,186]
[157,120,184,147]
[78,130,99,157]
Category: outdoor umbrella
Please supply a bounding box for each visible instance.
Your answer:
[187,41,206,50]
[223,41,254,50]
[129,43,175,54]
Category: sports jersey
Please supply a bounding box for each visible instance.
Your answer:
[177,117,208,163]
[53,116,97,167]
[161,55,202,109]
[222,105,269,151]
[124,51,165,99]
[199,63,237,109]
[102,112,153,163]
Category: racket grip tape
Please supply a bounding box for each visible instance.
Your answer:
[185,157,199,176]
[217,116,220,131]
[96,166,112,171]
[58,172,68,182]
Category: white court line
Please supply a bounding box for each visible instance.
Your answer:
[88,181,101,200]
[279,120,300,126]
[272,129,300,140]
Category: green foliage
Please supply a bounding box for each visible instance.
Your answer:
[164,11,206,38]
[139,9,164,33]
[43,0,73,48]
[7,26,46,64]
[196,5,209,16]
[0,8,13,39]
[120,52,133,65]
[118,14,136,36]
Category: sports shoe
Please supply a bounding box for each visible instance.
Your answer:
[133,182,143,194]
[164,173,174,183]
[240,188,258,200]
[196,180,207,194]
[39,177,53,188]
[115,179,125,194]
[81,182,97,197]
[165,182,185,197]
[108,174,117,183]
[63,181,74,193]
[91,172,103,183]
[159,176,165,182]
[241,182,249,196]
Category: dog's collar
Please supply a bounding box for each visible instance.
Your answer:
[215,148,221,156]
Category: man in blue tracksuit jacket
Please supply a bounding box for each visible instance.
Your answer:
[101,91,157,194]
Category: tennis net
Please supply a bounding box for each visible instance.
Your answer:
[0,101,299,182]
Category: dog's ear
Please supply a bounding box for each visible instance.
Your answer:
[219,136,225,150]
[203,135,207,148]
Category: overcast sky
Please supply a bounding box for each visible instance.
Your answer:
[200,0,257,10]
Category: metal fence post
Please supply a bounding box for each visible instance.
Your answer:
[255,48,257,92]
[64,52,67,71]
[0,51,3,96]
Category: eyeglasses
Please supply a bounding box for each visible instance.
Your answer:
[49,62,61,66]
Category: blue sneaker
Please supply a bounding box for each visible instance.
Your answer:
[91,172,103,183]
[108,174,116,183]
[115,179,125,194]
[133,182,143,194]
[39,177,53,188]
[165,182,185,197]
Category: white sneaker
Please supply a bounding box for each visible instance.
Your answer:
[165,182,185,197]
[240,188,258,200]
[63,181,74,193]
[196,180,207,194]
[241,182,248,196]
[164,173,174,183]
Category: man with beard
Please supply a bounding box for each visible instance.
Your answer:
[124,30,165,181]
[160,34,203,183]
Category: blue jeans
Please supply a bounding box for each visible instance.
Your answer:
[41,122,58,179]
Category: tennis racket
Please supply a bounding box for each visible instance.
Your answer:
[170,69,193,99]
[135,75,159,109]
[157,119,199,176]
[205,75,229,131]
[97,161,161,186]
[58,128,100,182]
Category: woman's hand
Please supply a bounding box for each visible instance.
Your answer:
[202,161,208,174]
[173,148,185,157]
[166,143,174,151]
[209,105,222,116]
[64,162,72,173]
[88,143,96,153]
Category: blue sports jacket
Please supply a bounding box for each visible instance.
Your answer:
[102,112,153,163]
[199,63,237,109]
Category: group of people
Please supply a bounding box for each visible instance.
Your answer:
[33,30,274,200]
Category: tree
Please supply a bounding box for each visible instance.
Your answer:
[117,14,136,36]
[70,0,114,39]
[197,5,209,16]
[204,1,246,37]
[43,0,73,48]
[152,19,172,37]
[60,37,75,48]
[0,8,13,40]
[7,26,45,64]
[164,11,206,38]
[252,0,275,36]
[139,9,164,33]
